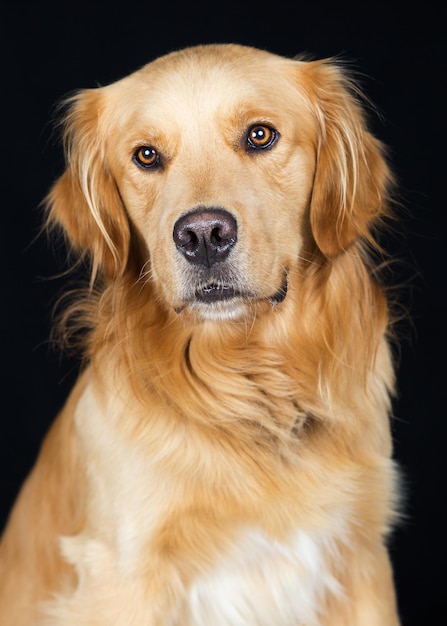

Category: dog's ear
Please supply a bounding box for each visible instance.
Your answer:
[299,60,393,257]
[46,89,130,280]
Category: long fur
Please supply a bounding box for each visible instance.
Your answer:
[0,44,401,625]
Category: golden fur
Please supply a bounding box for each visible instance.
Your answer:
[0,44,401,624]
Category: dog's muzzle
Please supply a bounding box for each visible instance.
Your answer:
[173,207,288,310]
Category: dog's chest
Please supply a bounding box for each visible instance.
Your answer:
[55,381,341,624]
[58,523,339,625]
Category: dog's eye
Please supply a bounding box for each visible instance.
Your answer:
[246,124,278,151]
[133,146,160,169]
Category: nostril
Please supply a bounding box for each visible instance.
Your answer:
[211,225,226,246]
[173,207,237,267]
[176,227,199,251]
[211,226,220,244]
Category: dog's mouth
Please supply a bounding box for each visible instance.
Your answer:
[174,270,288,319]
[195,282,239,303]
[194,271,288,305]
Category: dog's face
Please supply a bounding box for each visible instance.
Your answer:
[48,44,390,322]
[110,47,316,321]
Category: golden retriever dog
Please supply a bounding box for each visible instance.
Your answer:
[0,44,401,625]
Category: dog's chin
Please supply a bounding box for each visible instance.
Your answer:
[174,272,288,322]
[189,299,253,322]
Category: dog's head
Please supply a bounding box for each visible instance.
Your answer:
[47,44,392,322]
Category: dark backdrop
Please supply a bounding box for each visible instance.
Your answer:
[1,2,445,624]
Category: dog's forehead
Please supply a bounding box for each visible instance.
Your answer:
[141,44,293,88]
[107,44,302,119]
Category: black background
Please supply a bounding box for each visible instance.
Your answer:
[1,2,445,624]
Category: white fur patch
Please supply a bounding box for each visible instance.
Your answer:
[185,528,343,626]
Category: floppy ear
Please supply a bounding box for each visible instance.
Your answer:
[300,60,393,257]
[45,89,130,280]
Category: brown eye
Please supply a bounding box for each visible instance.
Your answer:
[246,124,278,150]
[133,146,160,169]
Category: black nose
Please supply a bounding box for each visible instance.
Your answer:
[173,208,237,267]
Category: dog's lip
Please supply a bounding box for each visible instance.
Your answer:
[193,270,288,305]
[268,270,288,304]
[195,282,239,302]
